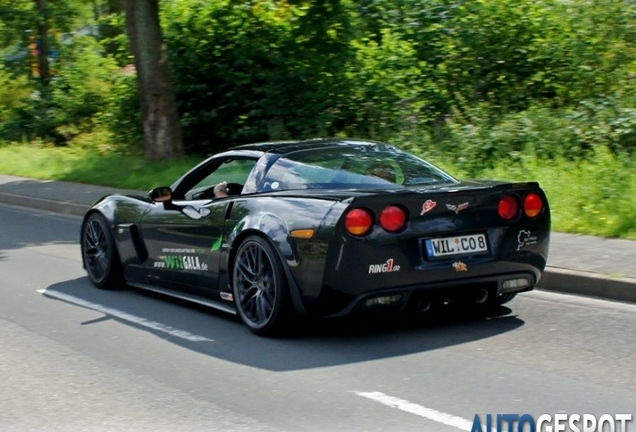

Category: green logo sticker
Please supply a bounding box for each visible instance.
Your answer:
[211,235,223,251]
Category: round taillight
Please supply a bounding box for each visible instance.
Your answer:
[524,193,544,218]
[379,205,407,233]
[345,208,373,236]
[498,195,519,220]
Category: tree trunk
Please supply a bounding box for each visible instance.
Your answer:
[34,0,50,82]
[123,0,184,160]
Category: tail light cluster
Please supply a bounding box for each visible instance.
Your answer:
[345,205,408,236]
[498,192,545,221]
[345,192,543,235]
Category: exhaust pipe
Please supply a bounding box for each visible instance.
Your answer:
[474,288,489,305]
[416,297,432,313]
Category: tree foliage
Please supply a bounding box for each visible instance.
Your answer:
[161,0,359,153]
[1,0,636,163]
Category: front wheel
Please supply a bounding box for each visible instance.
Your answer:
[232,236,290,336]
[81,213,124,289]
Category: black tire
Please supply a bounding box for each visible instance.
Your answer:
[232,235,290,336]
[81,213,124,289]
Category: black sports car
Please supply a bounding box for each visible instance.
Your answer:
[81,139,550,335]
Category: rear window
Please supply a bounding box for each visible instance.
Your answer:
[258,147,456,192]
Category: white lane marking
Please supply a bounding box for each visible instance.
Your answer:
[355,391,489,432]
[37,289,213,342]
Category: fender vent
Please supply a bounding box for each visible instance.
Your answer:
[129,224,148,262]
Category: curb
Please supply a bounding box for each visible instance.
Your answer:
[538,268,636,304]
[0,191,88,217]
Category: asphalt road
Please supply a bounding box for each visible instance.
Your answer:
[1,203,635,432]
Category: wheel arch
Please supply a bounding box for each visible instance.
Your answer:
[81,195,151,271]
[228,229,309,316]
[80,210,125,289]
[80,208,117,269]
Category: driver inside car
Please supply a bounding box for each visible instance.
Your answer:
[213,181,229,198]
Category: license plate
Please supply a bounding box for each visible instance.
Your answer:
[425,234,488,258]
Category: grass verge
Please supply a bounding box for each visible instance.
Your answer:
[0,143,200,190]
[438,149,636,239]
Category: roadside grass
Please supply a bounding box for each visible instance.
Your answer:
[1,142,634,239]
[443,149,636,240]
[0,143,200,190]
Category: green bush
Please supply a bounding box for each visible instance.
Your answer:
[427,96,636,176]
[0,67,33,140]
[97,72,142,154]
[162,0,361,154]
[0,36,129,146]
[47,37,120,141]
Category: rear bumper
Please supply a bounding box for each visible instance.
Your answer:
[317,271,537,318]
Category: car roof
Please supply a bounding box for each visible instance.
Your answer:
[230,138,398,155]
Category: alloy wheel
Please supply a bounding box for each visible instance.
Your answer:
[234,240,278,327]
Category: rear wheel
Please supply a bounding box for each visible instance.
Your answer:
[232,236,289,336]
[81,213,124,289]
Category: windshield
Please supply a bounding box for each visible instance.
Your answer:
[258,147,457,192]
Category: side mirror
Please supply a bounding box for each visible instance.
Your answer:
[150,186,173,203]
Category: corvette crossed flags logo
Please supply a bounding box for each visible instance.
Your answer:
[446,202,469,214]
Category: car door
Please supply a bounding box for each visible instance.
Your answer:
[140,157,257,299]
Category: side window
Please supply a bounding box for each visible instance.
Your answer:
[184,159,257,200]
